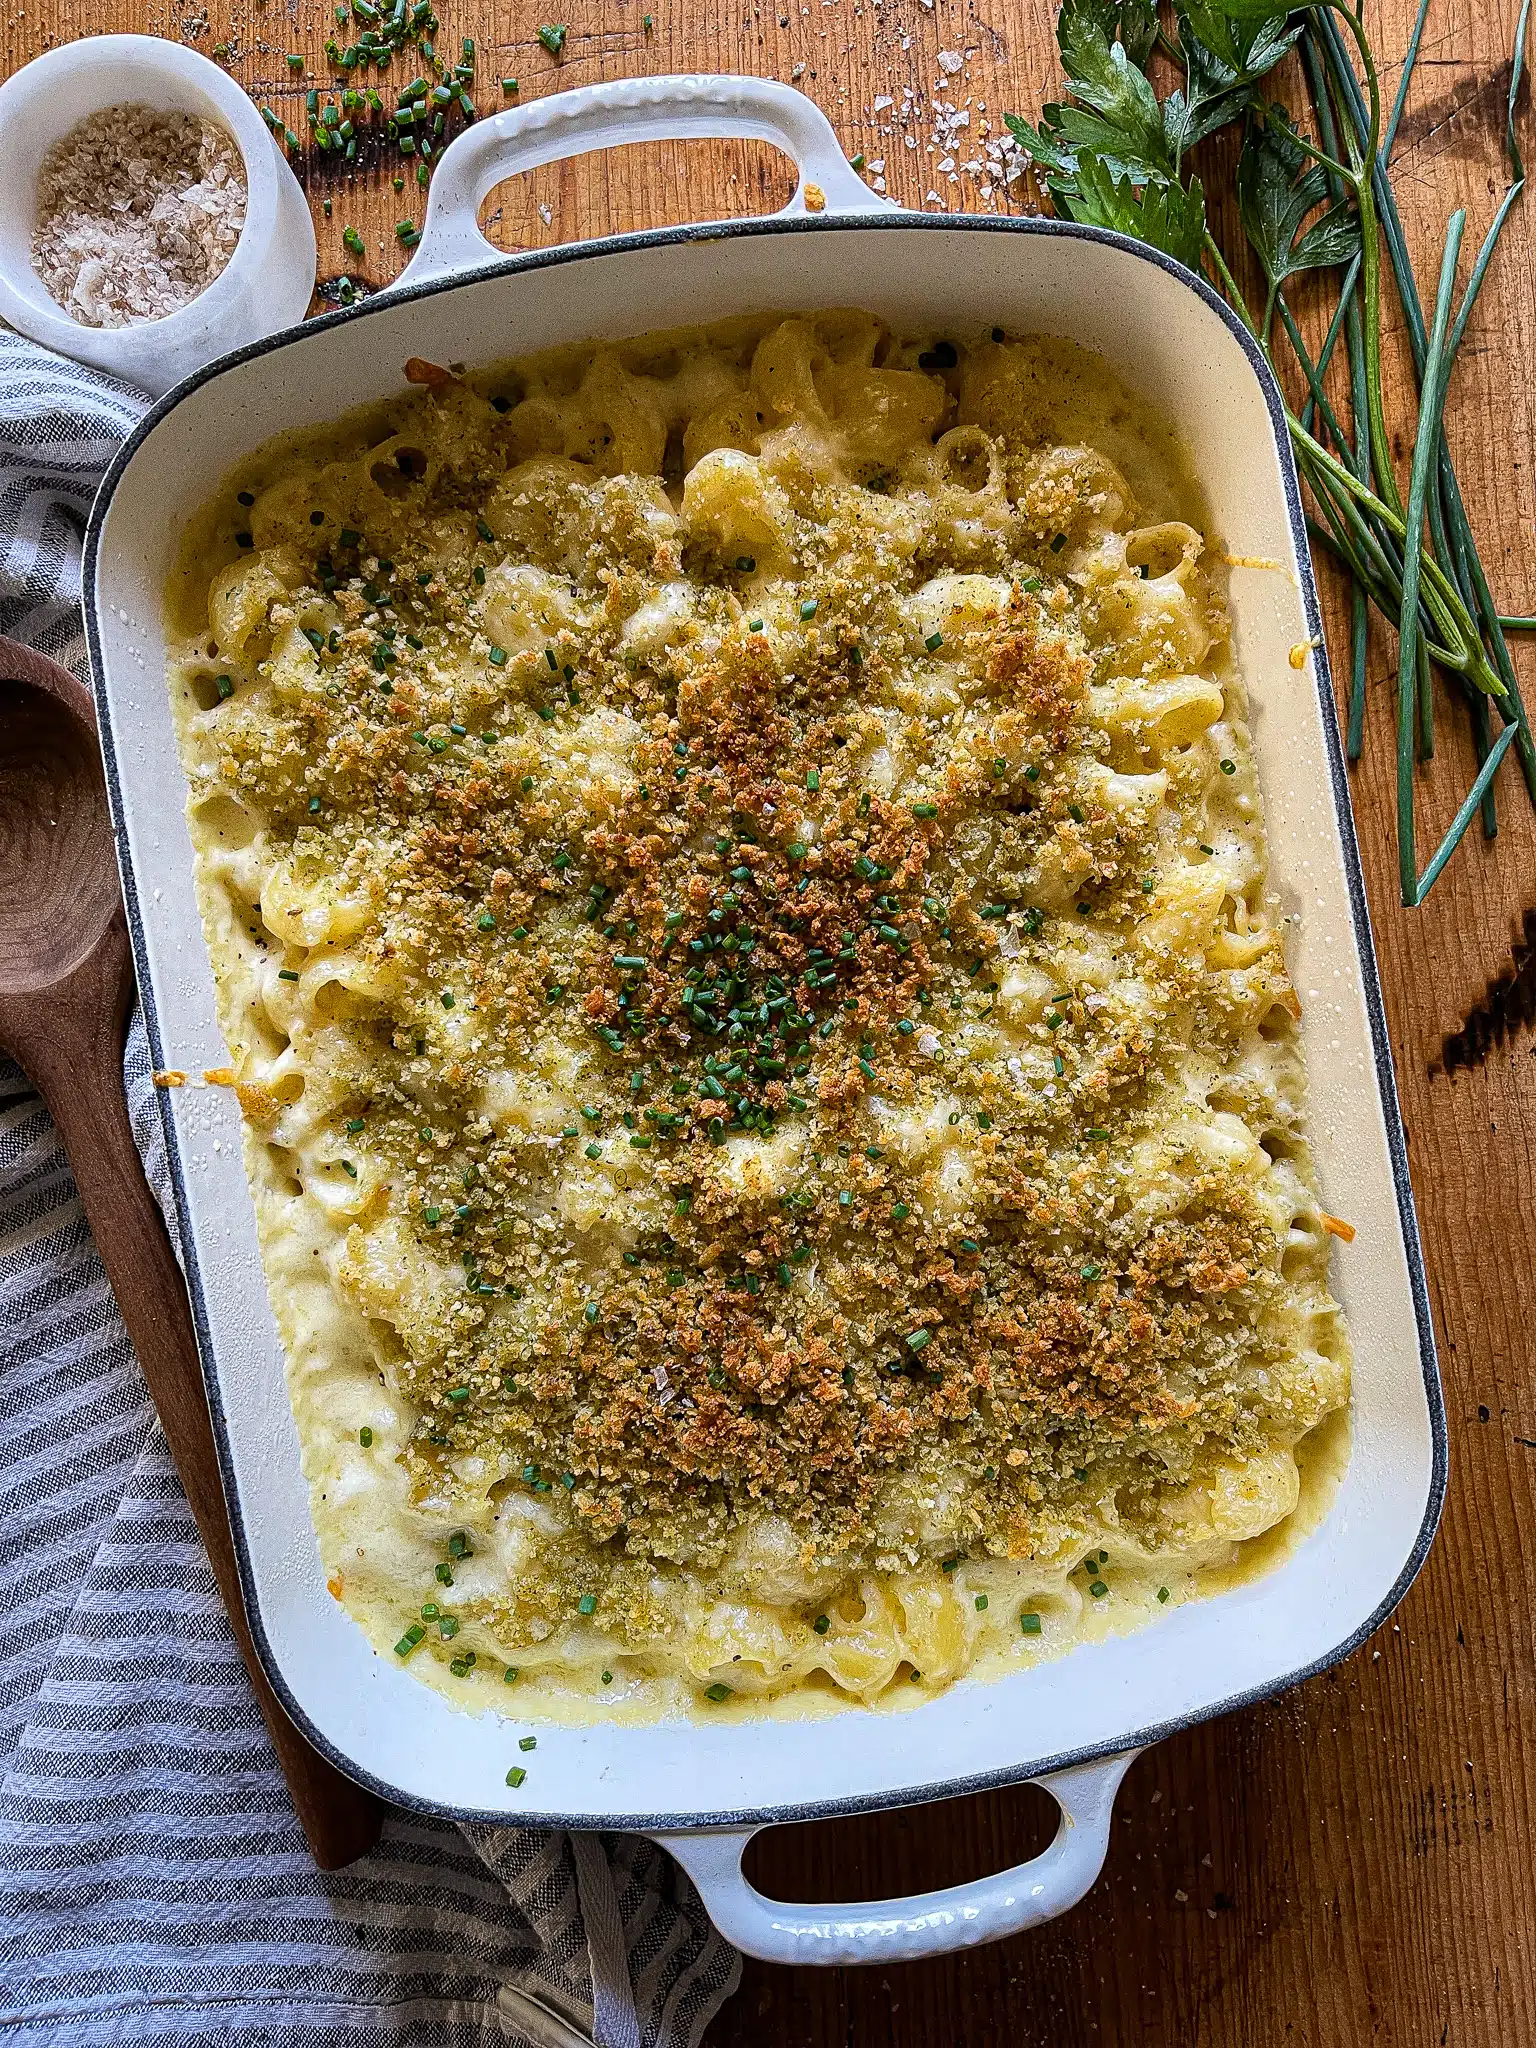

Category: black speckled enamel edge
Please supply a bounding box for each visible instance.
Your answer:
[82,210,1446,1835]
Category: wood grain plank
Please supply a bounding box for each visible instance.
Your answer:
[5,0,1536,2037]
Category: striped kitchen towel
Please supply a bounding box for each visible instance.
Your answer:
[0,334,741,2047]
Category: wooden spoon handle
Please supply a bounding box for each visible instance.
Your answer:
[22,919,384,1871]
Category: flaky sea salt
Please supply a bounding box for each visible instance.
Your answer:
[31,103,246,329]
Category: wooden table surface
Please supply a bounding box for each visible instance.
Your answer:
[6,0,1536,2038]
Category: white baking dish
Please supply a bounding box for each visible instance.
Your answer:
[83,76,1444,1966]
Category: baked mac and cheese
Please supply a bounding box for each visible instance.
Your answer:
[166,312,1351,1720]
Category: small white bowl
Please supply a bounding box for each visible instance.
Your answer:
[0,35,317,397]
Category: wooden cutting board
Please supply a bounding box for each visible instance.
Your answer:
[4,1,1534,2039]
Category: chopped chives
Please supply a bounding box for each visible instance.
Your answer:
[505,1765,527,1787]
[1020,1612,1042,1635]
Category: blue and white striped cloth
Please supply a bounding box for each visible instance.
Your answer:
[0,335,741,2047]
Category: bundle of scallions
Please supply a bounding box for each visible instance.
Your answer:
[1008,0,1534,906]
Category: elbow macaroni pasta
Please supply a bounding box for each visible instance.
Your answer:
[166,313,1351,1724]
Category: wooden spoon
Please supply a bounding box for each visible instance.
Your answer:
[0,634,383,1871]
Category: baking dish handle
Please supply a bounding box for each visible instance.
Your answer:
[652,1749,1139,1966]
[395,73,893,287]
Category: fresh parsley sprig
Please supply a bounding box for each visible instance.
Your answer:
[1009,0,1535,906]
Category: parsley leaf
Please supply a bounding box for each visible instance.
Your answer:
[1161,8,1299,164]
[1236,107,1360,298]
[1063,152,1208,273]
[1008,0,1172,187]
[1172,0,1303,83]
